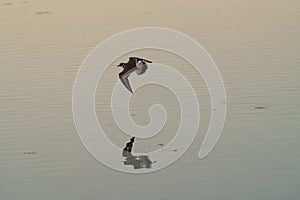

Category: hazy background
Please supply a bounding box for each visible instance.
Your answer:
[1,0,300,199]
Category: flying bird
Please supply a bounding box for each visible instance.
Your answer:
[117,57,152,93]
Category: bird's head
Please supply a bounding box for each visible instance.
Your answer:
[117,63,126,67]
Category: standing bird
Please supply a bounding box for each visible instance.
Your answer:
[117,57,152,93]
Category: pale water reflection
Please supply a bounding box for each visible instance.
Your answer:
[122,137,156,169]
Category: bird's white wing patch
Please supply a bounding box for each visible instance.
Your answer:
[135,64,148,75]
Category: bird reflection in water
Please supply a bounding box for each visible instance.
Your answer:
[122,137,156,169]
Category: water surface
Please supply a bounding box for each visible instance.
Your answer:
[1,0,300,199]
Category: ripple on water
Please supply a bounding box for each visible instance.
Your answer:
[253,105,267,110]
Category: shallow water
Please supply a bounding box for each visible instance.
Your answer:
[1,0,300,199]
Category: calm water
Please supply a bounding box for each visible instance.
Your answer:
[1,0,300,199]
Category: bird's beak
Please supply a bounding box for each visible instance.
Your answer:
[144,59,152,63]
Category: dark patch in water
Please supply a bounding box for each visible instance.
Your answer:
[36,11,51,15]
[157,144,177,152]
[254,105,267,110]
[23,151,37,155]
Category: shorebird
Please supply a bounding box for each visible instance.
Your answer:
[117,57,152,93]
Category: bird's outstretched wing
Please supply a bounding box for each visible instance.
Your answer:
[120,76,133,93]
[119,67,136,93]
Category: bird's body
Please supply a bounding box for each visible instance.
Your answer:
[117,57,152,93]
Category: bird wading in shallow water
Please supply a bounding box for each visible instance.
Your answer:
[117,57,152,93]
